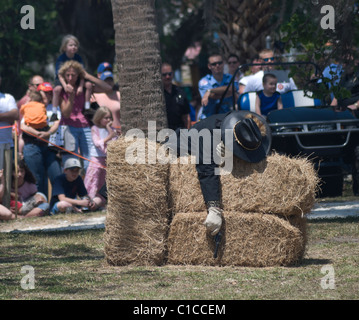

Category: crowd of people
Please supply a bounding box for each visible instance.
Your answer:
[0,35,119,220]
[1,33,359,221]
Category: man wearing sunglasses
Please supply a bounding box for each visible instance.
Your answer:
[161,62,191,130]
[17,75,44,109]
[243,49,297,94]
[198,53,238,119]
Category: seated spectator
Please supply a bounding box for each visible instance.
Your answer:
[239,57,262,94]
[0,169,15,220]
[49,158,103,215]
[243,49,297,94]
[255,73,283,117]
[10,159,49,218]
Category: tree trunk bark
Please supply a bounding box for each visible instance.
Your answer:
[111,0,167,135]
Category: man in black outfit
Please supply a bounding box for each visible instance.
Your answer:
[161,63,191,130]
[165,110,272,236]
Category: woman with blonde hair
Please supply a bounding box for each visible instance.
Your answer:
[58,60,112,172]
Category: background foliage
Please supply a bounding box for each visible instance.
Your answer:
[1,0,359,102]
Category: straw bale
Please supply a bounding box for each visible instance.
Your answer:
[167,211,307,267]
[169,153,319,217]
[104,137,170,266]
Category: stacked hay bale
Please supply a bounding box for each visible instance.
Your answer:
[167,154,319,267]
[104,137,170,266]
[104,137,319,267]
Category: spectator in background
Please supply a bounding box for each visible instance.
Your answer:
[161,62,191,130]
[0,169,14,220]
[330,57,359,195]
[11,159,49,217]
[239,57,262,94]
[243,49,297,94]
[0,74,19,208]
[255,73,283,117]
[96,62,119,91]
[227,53,243,83]
[58,60,112,172]
[17,75,44,109]
[20,83,62,198]
[50,158,102,214]
[52,35,93,114]
[84,107,117,204]
[96,62,113,79]
[16,75,44,156]
[198,52,238,118]
[92,70,122,134]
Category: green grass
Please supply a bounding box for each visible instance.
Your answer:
[0,215,358,300]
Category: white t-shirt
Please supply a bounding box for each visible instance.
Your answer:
[0,92,17,145]
[242,70,297,94]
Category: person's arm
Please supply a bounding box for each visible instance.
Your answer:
[59,74,74,94]
[277,96,283,110]
[20,122,40,137]
[38,120,60,140]
[58,194,90,207]
[239,84,246,95]
[182,114,191,129]
[255,93,262,115]
[84,71,112,94]
[60,91,75,118]
[346,100,359,111]
[0,108,19,124]
[255,94,262,115]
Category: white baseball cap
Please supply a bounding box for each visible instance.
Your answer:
[64,158,82,169]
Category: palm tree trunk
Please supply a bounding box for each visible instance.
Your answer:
[111,0,167,134]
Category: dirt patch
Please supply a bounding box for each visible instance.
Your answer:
[0,211,107,233]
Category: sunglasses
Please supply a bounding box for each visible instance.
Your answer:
[210,61,223,67]
[263,57,275,62]
[162,72,173,77]
[228,61,239,65]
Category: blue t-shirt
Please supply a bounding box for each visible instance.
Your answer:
[257,90,281,116]
[198,73,238,118]
[55,53,84,77]
[50,173,88,209]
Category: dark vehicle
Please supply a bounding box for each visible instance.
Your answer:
[267,102,359,197]
[221,61,359,197]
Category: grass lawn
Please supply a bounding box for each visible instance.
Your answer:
[0,181,358,301]
[0,214,358,300]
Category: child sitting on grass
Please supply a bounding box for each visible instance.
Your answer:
[49,158,103,215]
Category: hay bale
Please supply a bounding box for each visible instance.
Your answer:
[104,137,169,266]
[167,211,307,267]
[169,153,319,216]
